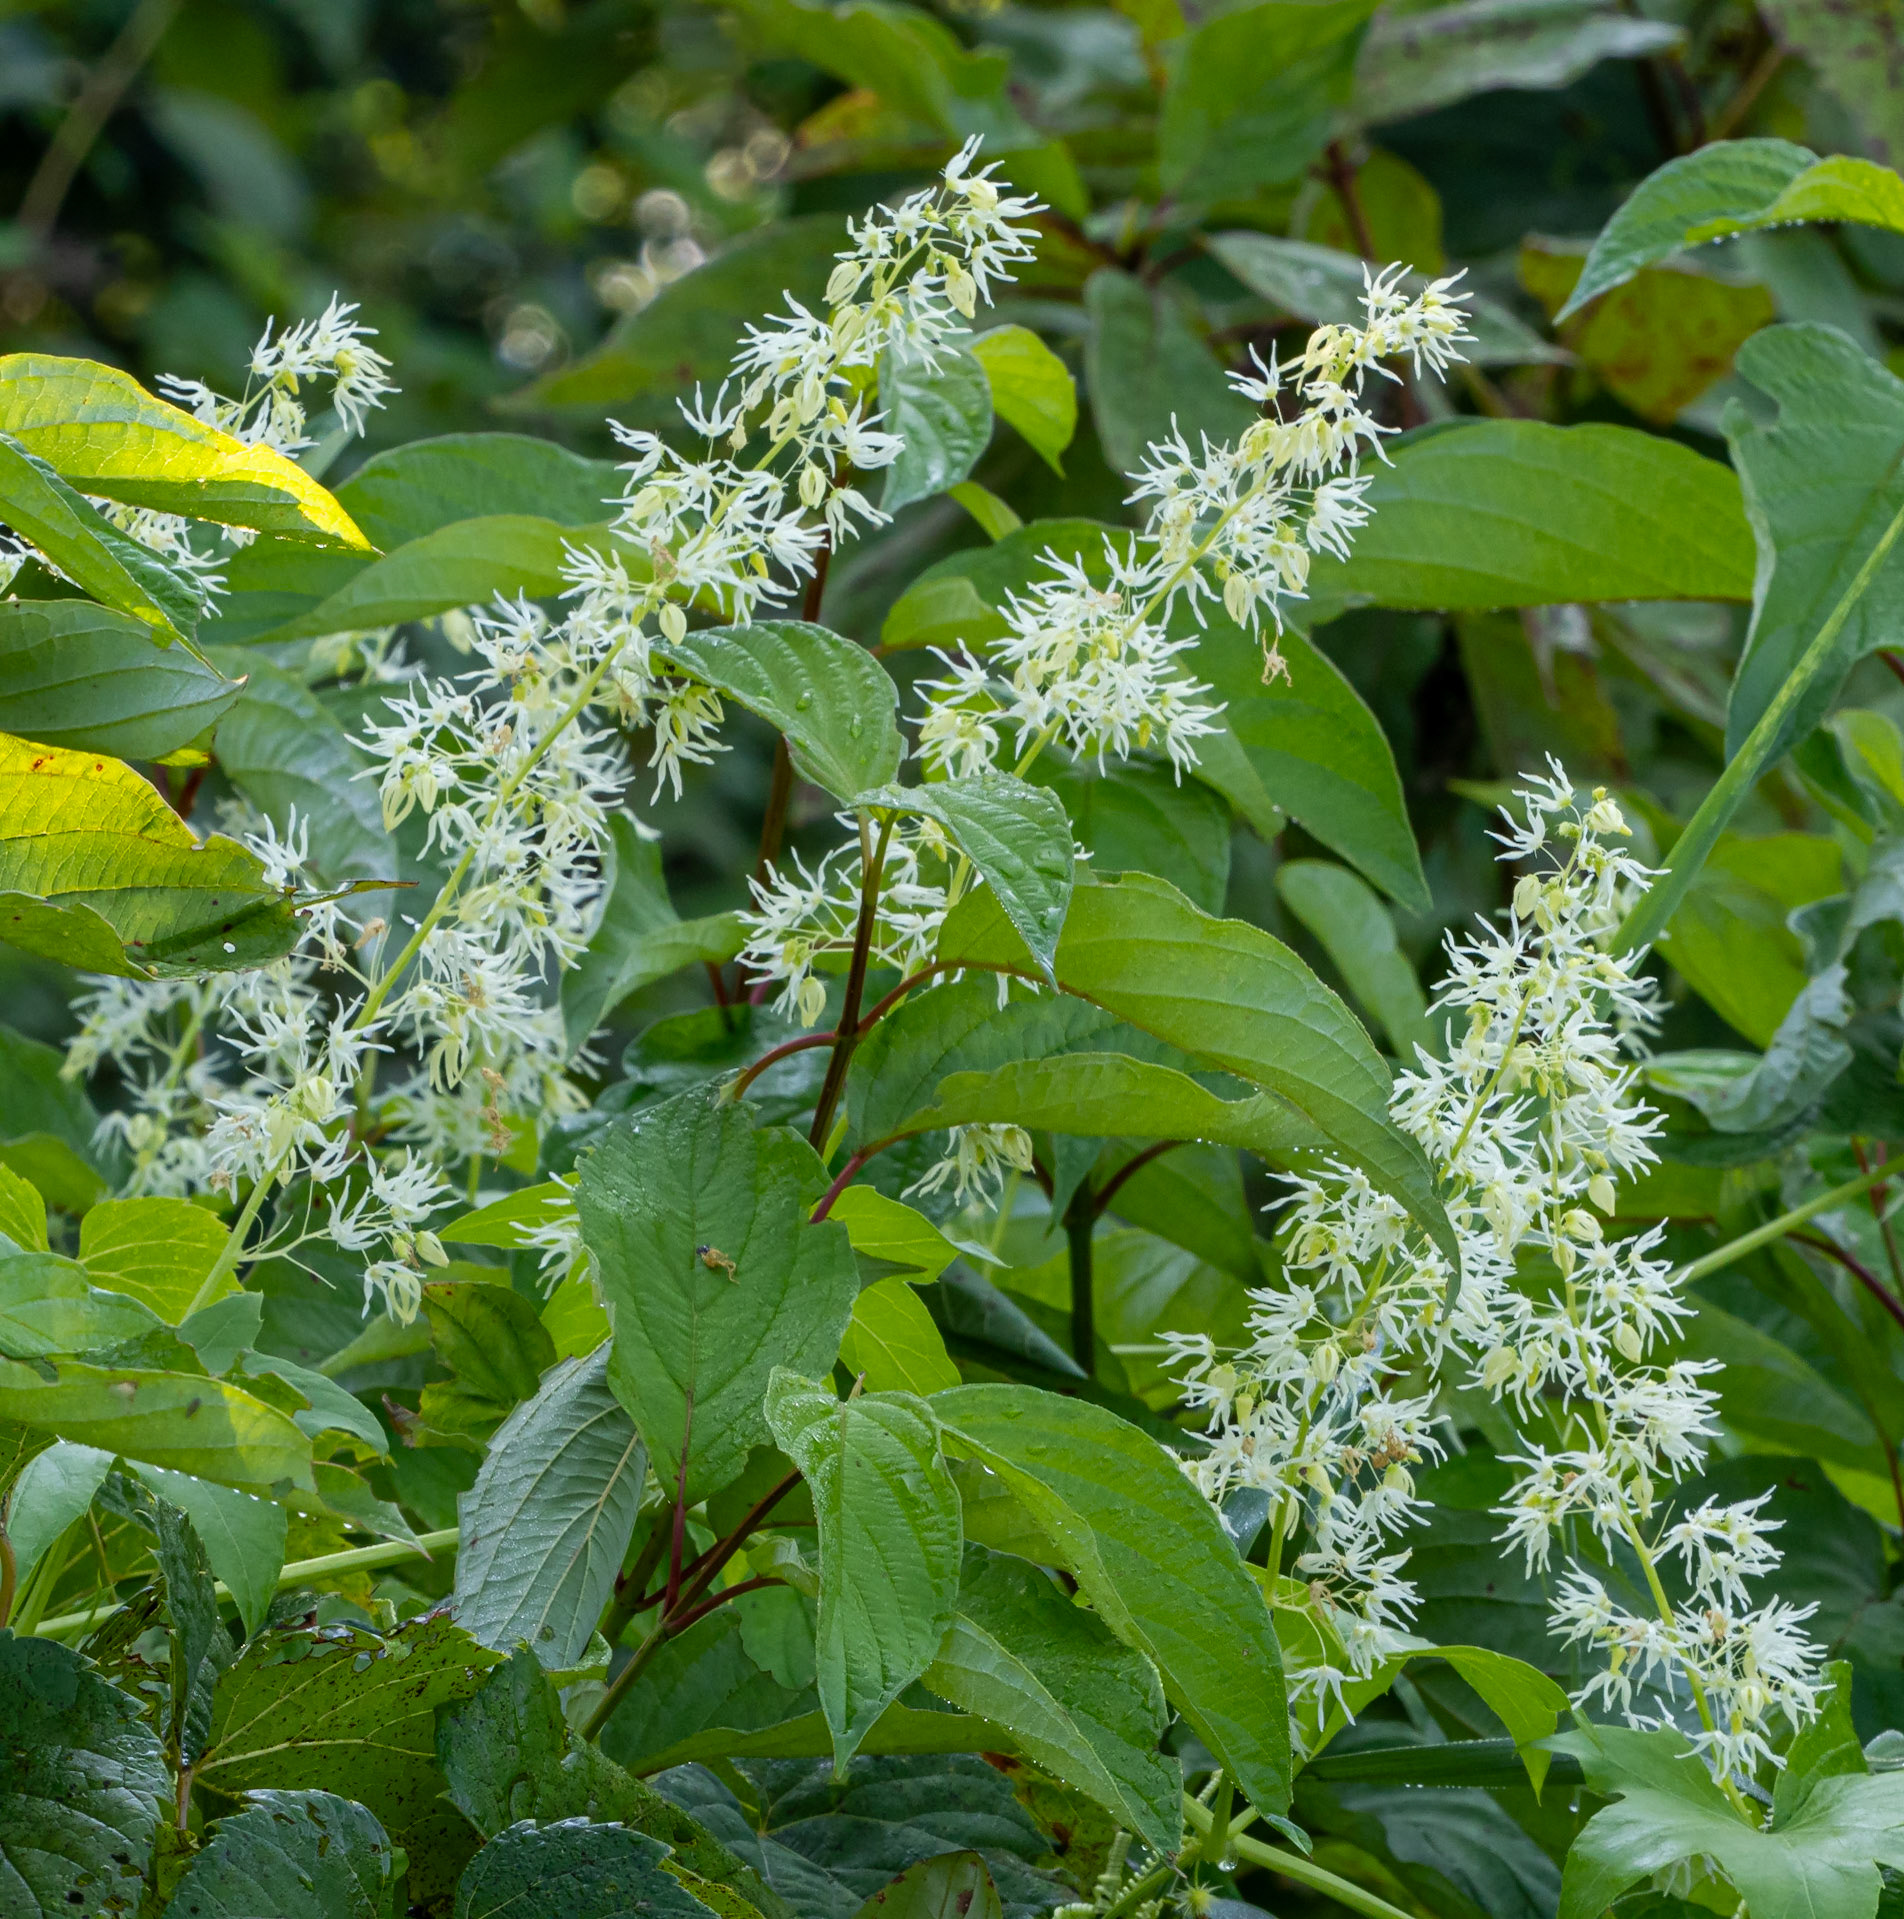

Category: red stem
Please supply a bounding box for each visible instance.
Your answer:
[1094,1139,1184,1216]
[1787,1232,1904,1335]
[811,1142,894,1221]
[666,1574,787,1637]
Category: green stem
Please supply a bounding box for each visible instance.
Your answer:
[184,1166,280,1316]
[582,1615,672,1741]
[1616,491,1904,957]
[32,1527,459,1639]
[1678,1161,1898,1286]
[1179,1794,1413,1919]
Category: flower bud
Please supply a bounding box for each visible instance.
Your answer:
[658,601,687,644]
[416,1231,449,1267]
[1513,874,1543,920]
[796,976,828,1028]
[1588,1174,1618,1214]
[799,463,829,509]
[946,263,977,317]
[1614,1320,1644,1363]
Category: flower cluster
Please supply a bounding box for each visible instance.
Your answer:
[1170,764,1824,1780]
[915,264,1471,794]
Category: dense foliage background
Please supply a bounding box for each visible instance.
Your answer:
[7,3,1904,1918]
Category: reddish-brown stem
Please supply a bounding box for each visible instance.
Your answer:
[1880,651,1904,692]
[807,813,893,1151]
[674,1471,801,1614]
[1852,1140,1904,1295]
[811,1142,894,1221]
[1094,1139,1184,1217]
[731,1030,838,1099]
[667,1573,787,1637]
[857,965,949,1032]
[1788,1232,1904,1336]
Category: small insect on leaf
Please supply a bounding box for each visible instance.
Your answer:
[696,1243,738,1281]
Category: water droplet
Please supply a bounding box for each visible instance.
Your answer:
[794,692,812,711]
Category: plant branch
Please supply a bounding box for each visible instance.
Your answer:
[1617,491,1904,955]
[1678,1161,1900,1286]
[666,1573,786,1637]
[807,811,894,1150]
[1094,1139,1183,1216]
[673,1470,801,1615]
[730,1030,837,1099]
[1787,1232,1904,1334]
[1180,1794,1412,1919]
[811,1140,896,1221]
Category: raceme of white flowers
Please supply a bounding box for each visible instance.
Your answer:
[741,265,1475,1104]
[1169,765,1824,1784]
[58,143,1043,1318]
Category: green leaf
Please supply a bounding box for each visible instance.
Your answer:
[829,1187,962,1285]
[455,1819,720,1919]
[1191,619,1427,911]
[1426,1646,1570,1796]
[879,342,993,514]
[1158,0,1379,199]
[453,1346,647,1670]
[510,217,845,420]
[78,1197,232,1320]
[129,1461,287,1640]
[257,515,620,644]
[1083,271,1257,479]
[0,600,242,762]
[765,1371,965,1770]
[847,1854,1001,1919]
[440,1183,572,1251]
[141,1485,228,1767]
[170,1790,400,1919]
[419,1280,558,1442]
[1038,761,1232,916]
[880,520,1114,656]
[0,1251,161,1358]
[662,622,904,805]
[923,1547,1177,1851]
[0,435,203,644]
[0,1630,168,1919]
[0,1026,110,1213]
[0,734,300,980]
[970,328,1076,475]
[1723,325,1904,764]
[0,1165,48,1252]
[1350,0,1681,130]
[208,652,395,886]
[561,818,746,1052]
[1557,139,1876,319]
[438,1646,783,1919]
[1206,232,1565,368]
[0,353,370,548]
[1550,1720,1904,1919]
[1304,420,1756,619]
[948,483,1021,542]
[726,0,1030,143]
[574,1090,860,1501]
[0,1354,314,1492]
[840,1279,962,1397]
[864,774,1074,982]
[936,873,1454,1266]
[1275,860,1434,1060]
[196,1615,503,1907]
[334,432,623,549]
[932,1383,1291,1814]
[4,1439,114,1580]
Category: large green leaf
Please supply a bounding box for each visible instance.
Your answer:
[847,1854,1001,1919]
[132,1460,287,1639]
[1551,1720,1904,1919]
[561,818,746,1052]
[1158,0,1379,199]
[257,514,619,643]
[196,1615,502,1907]
[932,1383,1291,1815]
[169,1791,400,1919]
[1190,618,1428,910]
[0,1026,112,1212]
[209,652,395,885]
[1349,0,1681,129]
[0,354,369,548]
[0,1631,168,1919]
[79,1196,232,1320]
[334,432,623,549]
[0,1354,313,1491]
[456,1820,721,1919]
[879,342,993,514]
[1038,761,1232,916]
[574,1090,860,1501]
[1304,420,1756,618]
[936,873,1453,1264]
[923,1546,1177,1851]
[0,600,241,762]
[453,1346,647,1671]
[766,1372,965,1769]
[970,328,1076,475]
[0,436,203,644]
[1083,271,1257,480]
[1556,140,1904,319]
[510,217,845,419]
[0,734,300,979]
[840,1279,962,1397]
[1723,324,1904,763]
[438,1646,783,1918]
[662,623,903,805]
[0,1251,161,1357]
[864,775,1074,982]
